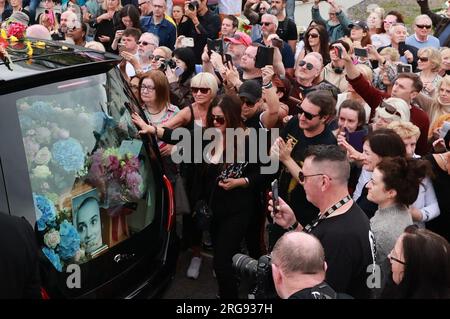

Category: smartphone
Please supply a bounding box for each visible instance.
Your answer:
[118,43,125,53]
[271,179,279,215]
[207,38,224,56]
[333,46,342,59]
[347,129,366,153]
[354,47,368,58]
[271,38,283,49]
[440,121,450,139]
[181,37,194,47]
[224,53,233,67]
[397,63,412,73]
[255,46,274,68]
[398,41,407,56]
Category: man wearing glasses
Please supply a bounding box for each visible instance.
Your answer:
[141,0,176,50]
[416,0,450,47]
[269,145,374,299]
[406,15,440,49]
[311,0,351,43]
[138,0,153,17]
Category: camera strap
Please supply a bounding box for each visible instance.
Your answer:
[303,195,351,233]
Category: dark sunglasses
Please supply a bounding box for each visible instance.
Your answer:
[149,54,164,61]
[240,97,255,107]
[191,87,210,94]
[308,33,319,38]
[418,56,429,62]
[379,101,402,118]
[297,106,320,120]
[298,60,314,70]
[138,41,154,46]
[389,255,406,265]
[211,115,225,125]
[298,171,328,184]
[261,22,272,26]
[416,24,432,29]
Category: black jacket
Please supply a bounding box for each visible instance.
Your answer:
[0,212,41,299]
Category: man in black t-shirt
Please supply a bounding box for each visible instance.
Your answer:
[269,145,375,299]
[270,0,298,53]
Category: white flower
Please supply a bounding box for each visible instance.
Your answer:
[34,147,52,165]
[44,229,60,249]
[32,165,52,179]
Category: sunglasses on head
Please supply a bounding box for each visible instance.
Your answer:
[240,97,256,107]
[297,106,320,120]
[191,87,210,94]
[416,24,432,29]
[298,60,314,70]
[211,114,225,125]
[418,56,429,62]
[379,101,402,118]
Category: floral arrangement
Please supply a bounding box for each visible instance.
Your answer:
[35,194,85,271]
[87,147,145,211]
[6,22,27,41]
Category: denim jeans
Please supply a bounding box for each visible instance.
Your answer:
[23,0,40,24]
[286,0,295,21]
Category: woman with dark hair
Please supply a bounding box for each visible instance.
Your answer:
[167,47,196,109]
[133,95,264,299]
[332,100,367,138]
[366,157,430,292]
[91,0,122,52]
[381,226,450,299]
[111,4,142,51]
[297,25,330,66]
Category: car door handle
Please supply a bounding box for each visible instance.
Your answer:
[114,253,135,263]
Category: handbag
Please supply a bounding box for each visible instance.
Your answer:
[174,173,191,215]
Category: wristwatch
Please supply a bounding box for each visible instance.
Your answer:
[286,221,299,232]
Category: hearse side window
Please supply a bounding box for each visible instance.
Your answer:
[15,70,156,272]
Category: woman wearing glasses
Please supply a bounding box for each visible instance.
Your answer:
[296,25,331,67]
[366,157,429,294]
[416,47,442,98]
[133,95,264,298]
[381,225,450,299]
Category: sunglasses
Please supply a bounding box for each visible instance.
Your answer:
[191,87,210,94]
[308,33,319,39]
[298,60,314,70]
[211,115,225,125]
[416,24,432,29]
[240,97,255,107]
[297,106,320,120]
[138,41,154,46]
[379,101,402,118]
[261,22,272,26]
[149,55,164,61]
[418,56,429,62]
[298,171,328,184]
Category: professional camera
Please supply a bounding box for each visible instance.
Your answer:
[232,254,277,299]
[188,1,199,11]
[159,59,177,72]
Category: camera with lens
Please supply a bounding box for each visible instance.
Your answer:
[232,254,277,299]
[159,59,177,72]
[188,1,199,11]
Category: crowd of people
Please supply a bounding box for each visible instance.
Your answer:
[1,0,450,299]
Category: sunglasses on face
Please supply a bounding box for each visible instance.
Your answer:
[138,41,154,46]
[379,101,402,118]
[261,22,273,26]
[191,87,210,94]
[298,60,314,70]
[416,24,432,29]
[308,33,319,39]
[298,171,328,184]
[240,97,255,107]
[149,55,164,61]
[297,106,320,120]
[418,56,429,62]
[211,115,225,125]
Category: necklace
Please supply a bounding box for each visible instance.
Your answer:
[147,105,167,115]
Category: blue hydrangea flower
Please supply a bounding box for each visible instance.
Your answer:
[28,101,54,122]
[34,194,57,231]
[52,138,85,172]
[58,220,80,260]
[42,247,62,272]
[18,114,33,130]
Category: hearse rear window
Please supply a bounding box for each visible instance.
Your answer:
[15,70,156,271]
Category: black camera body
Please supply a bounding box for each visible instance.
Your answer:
[159,59,177,72]
[232,254,277,299]
[188,1,199,11]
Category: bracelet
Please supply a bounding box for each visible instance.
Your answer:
[262,81,273,89]
[286,221,299,232]
[244,177,250,186]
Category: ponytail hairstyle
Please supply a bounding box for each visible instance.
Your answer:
[376,157,432,206]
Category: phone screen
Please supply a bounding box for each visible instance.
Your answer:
[255,46,274,68]
[354,48,368,57]
[347,130,366,152]
[271,179,279,215]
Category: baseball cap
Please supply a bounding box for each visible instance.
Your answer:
[348,21,369,31]
[238,80,262,104]
[224,32,252,47]
[7,11,30,27]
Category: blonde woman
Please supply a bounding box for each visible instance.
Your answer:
[372,97,411,131]
[91,0,122,52]
[416,47,442,97]
[439,47,450,77]
[423,76,450,138]
[37,0,60,34]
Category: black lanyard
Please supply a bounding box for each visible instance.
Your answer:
[304,195,352,233]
